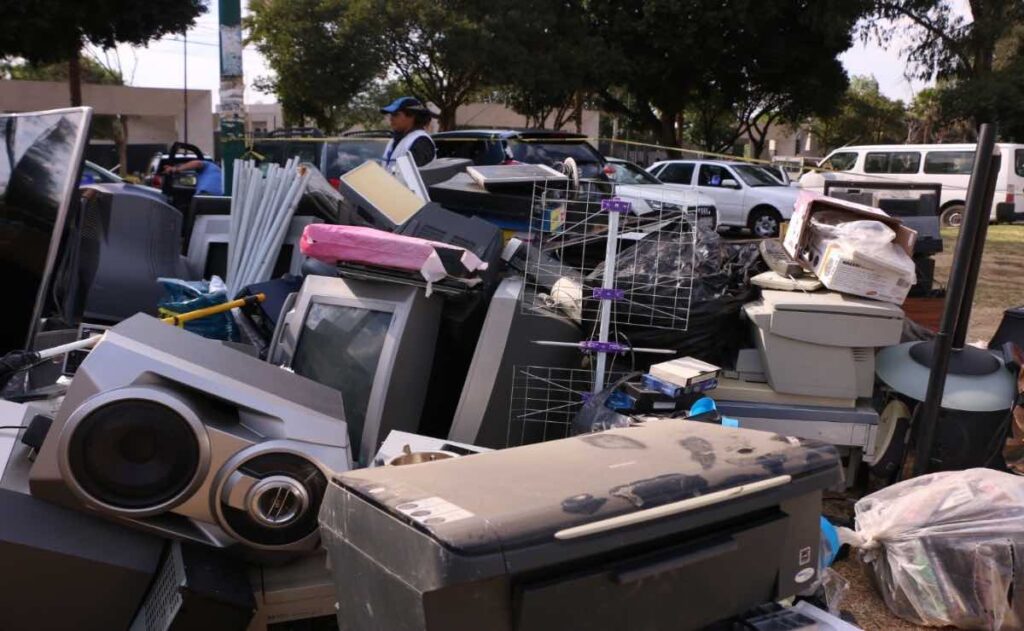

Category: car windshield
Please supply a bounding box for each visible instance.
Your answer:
[510,140,602,165]
[609,161,660,185]
[732,164,783,187]
[322,139,389,179]
[753,165,786,184]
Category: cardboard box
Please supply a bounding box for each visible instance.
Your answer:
[784,191,917,304]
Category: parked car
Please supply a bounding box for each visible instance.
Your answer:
[319,130,391,187]
[143,145,200,190]
[434,129,607,179]
[434,131,719,230]
[798,143,1024,227]
[252,127,325,170]
[647,159,800,237]
[80,160,122,185]
[606,158,717,230]
[142,142,211,211]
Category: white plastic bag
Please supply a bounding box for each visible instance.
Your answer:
[839,468,1024,630]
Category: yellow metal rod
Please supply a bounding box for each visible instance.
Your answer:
[161,293,266,327]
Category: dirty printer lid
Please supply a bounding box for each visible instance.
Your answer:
[761,289,904,318]
[334,421,839,555]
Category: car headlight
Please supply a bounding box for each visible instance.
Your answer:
[648,200,683,212]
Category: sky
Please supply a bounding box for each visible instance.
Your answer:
[104,1,970,110]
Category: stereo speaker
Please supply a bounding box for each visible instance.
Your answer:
[29,314,351,559]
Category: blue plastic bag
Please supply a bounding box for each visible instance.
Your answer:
[157,276,237,341]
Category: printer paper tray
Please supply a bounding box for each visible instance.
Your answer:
[514,511,788,631]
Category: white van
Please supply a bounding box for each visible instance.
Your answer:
[799,143,1024,226]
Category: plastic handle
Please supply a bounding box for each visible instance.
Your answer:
[553,474,792,541]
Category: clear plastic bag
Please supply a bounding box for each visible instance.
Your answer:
[838,468,1024,630]
[810,211,916,277]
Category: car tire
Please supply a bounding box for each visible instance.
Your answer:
[940,204,965,228]
[748,206,782,238]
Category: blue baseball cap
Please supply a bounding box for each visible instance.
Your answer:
[380,96,432,115]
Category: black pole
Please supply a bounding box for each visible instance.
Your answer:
[183,31,189,144]
[912,123,998,476]
[951,161,999,349]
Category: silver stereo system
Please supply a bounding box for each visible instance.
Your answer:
[28,314,351,559]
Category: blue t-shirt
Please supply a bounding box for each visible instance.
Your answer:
[195,160,224,195]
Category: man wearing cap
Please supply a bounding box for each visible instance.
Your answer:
[380,96,436,170]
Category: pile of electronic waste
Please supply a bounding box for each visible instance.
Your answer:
[2,107,1022,631]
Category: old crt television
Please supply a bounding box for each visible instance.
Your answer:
[0,107,92,354]
[186,214,317,281]
[269,276,442,464]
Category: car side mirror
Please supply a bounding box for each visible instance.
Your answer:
[721,178,740,189]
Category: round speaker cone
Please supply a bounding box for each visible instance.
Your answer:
[67,399,201,509]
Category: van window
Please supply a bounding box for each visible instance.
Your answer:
[924,151,975,174]
[822,152,857,171]
[1016,149,1024,177]
[865,152,921,174]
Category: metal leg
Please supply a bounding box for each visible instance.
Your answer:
[845,447,863,490]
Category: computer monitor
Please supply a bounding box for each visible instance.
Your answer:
[0,107,92,353]
[269,275,442,464]
[449,277,584,449]
[185,214,317,281]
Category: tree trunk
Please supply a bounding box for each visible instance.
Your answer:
[658,110,678,147]
[438,105,457,132]
[68,52,82,107]
[116,116,129,177]
[574,91,583,134]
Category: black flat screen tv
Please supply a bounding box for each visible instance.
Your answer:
[0,107,92,354]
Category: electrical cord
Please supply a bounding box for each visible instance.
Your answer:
[0,426,28,431]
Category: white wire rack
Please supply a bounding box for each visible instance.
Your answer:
[507,366,630,448]
[519,178,697,332]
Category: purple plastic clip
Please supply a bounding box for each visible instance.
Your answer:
[591,288,625,300]
[600,198,631,213]
[580,340,627,354]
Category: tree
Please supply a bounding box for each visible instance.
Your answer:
[334,80,408,131]
[1,56,122,84]
[588,0,870,149]
[866,0,1024,127]
[0,0,205,106]
[348,0,501,130]
[496,0,599,130]
[810,76,907,151]
[246,0,387,131]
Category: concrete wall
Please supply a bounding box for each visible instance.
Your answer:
[231,100,601,138]
[246,102,283,134]
[455,102,600,137]
[0,79,215,155]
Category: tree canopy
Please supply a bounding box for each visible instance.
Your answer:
[866,0,1024,135]
[246,0,869,140]
[810,76,908,150]
[246,0,386,130]
[0,0,205,105]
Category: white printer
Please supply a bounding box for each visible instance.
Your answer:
[743,290,904,398]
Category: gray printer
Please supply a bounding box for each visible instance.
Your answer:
[320,421,841,631]
[743,290,904,399]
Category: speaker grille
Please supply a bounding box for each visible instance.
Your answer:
[67,399,201,509]
[220,452,326,547]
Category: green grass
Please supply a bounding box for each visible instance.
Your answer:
[932,224,1024,343]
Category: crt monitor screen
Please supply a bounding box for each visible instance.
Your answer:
[290,302,393,452]
[0,108,91,354]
